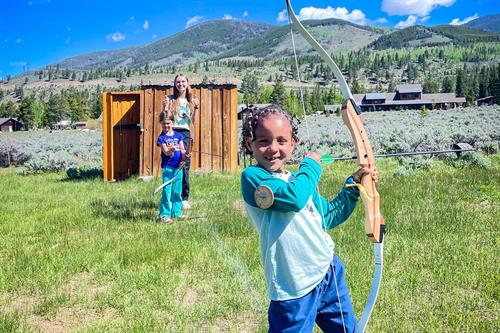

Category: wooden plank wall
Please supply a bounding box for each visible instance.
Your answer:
[103,85,238,182]
[140,85,238,178]
[139,87,174,178]
[102,93,113,181]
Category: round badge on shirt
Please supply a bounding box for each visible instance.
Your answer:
[254,185,274,209]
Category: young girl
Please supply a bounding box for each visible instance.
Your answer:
[240,105,378,332]
[157,111,186,224]
[162,74,198,210]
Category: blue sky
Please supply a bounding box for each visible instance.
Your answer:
[1,0,498,79]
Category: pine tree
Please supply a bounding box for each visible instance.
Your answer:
[423,77,439,93]
[241,73,259,104]
[91,85,103,119]
[285,89,302,116]
[45,94,70,126]
[18,96,35,129]
[351,79,366,94]
[489,64,500,103]
[478,67,489,98]
[455,69,466,97]
[441,76,455,93]
[270,80,286,107]
[0,101,18,118]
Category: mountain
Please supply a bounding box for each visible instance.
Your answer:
[464,14,500,33]
[56,20,275,71]
[213,18,387,59]
[55,18,387,71]
[368,24,500,50]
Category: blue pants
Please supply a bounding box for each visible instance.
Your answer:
[158,167,183,219]
[268,255,356,333]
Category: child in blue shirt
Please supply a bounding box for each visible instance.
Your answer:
[240,105,378,332]
[157,111,185,224]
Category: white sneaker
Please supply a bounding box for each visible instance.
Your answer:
[182,201,191,210]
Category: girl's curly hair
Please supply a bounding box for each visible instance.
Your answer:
[241,104,300,155]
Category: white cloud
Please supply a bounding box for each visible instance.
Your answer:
[292,6,368,25]
[382,0,455,17]
[15,38,23,43]
[395,15,418,28]
[223,14,235,20]
[373,17,388,24]
[276,9,288,22]
[243,10,249,17]
[106,32,126,42]
[450,13,479,25]
[420,16,431,22]
[143,20,149,30]
[186,15,203,28]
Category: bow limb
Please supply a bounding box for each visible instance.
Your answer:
[285,1,385,331]
[285,0,352,101]
[153,170,180,194]
[285,0,385,243]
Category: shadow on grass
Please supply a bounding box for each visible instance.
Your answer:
[60,175,103,182]
[90,197,157,222]
[62,166,104,182]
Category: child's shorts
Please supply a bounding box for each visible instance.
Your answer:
[268,254,356,333]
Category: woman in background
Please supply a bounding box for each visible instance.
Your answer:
[162,74,198,210]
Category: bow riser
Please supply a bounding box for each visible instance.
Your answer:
[342,100,385,243]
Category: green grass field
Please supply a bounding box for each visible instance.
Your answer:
[0,158,498,332]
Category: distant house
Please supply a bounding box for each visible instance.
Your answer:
[73,121,88,129]
[352,84,466,111]
[54,120,72,129]
[0,118,23,132]
[476,96,494,106]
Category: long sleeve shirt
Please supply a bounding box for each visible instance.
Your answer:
[241,158,360,300]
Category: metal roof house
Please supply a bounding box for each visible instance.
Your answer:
[353,84,466,111]
[0,118,23,132]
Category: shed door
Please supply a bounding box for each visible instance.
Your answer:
[102,92,141,181]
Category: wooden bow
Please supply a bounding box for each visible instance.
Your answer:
[285,1,385,331]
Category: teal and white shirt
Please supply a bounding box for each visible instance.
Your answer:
[241,158,360,300]
[173,97,192,131]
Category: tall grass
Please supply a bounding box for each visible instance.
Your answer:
[0,157,498,332]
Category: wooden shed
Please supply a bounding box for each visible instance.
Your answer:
[0,118,23,132]
[102,84,238,182]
